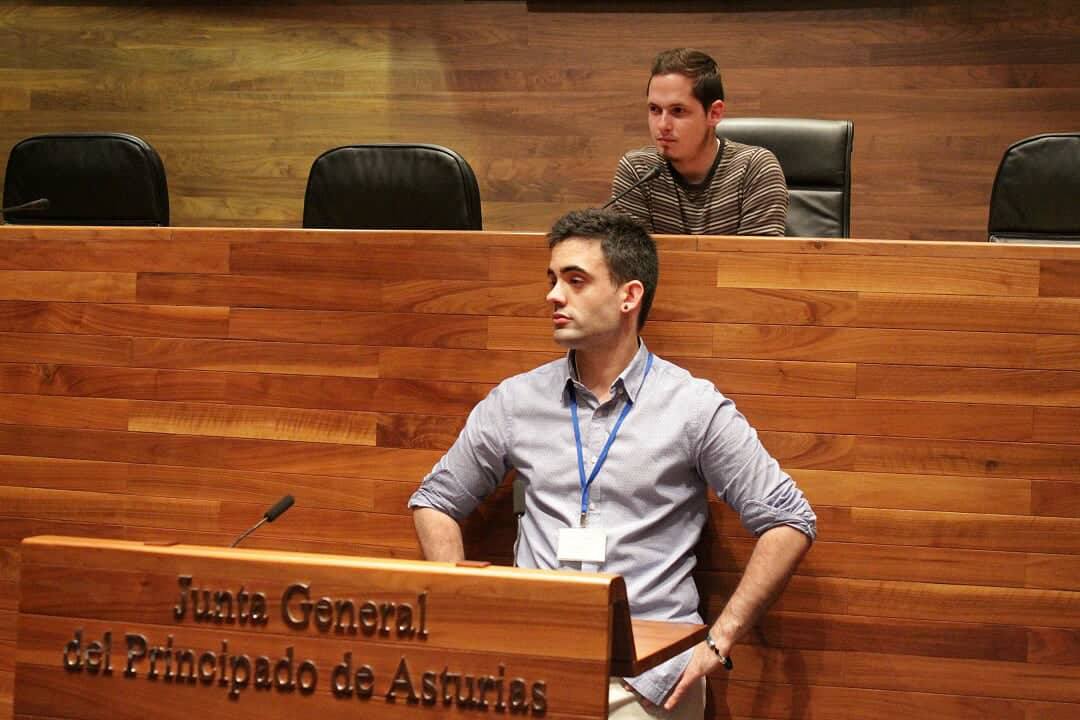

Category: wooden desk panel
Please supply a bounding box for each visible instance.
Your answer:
[2,226,1079,719]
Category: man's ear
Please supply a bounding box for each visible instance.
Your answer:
[621,280,645,314]
[707,99,725,128]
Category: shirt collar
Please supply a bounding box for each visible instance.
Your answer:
[563,340,651,403]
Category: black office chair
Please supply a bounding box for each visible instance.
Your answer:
[3,132,169,225]
[303,143,482,230]
[988,132,1080,243]
[716,118,854,238]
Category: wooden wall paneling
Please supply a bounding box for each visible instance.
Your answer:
[381,279,549,317]
[705,502,1080,554]
[0,456,129,493]
[699,573,1080,629]
[0,333,130,366]
[1025,553,1080,592]
[222,373,492,415]
[854,292,1080,333]
[0,365,229,402]
[0,273,134,303]
[135,272,383,311]
[812,506,1080,555]
[215,438,442,484]
[1035,333,1080,370]
[1028,627,1080,665]
[228,308,488,348]
[126,400,379,446]
[0,395,130,432]
[650,286,858,326]
[377,347,561,383]
[787,469,1033,515]
[712,252,1040,295]
[756,431,856,471]
[856,364,1080,406]
[855,436,1080,482]
[712,324,1037,368]
[130,337,381,378]
[0,301,229,338]
[739,610,1030,662]
[712,680,1035,720]
[674,357,857,398]
[0,486,216,532]
[1031,481,1080,519]
[712,536,1036,589]
[375,412,467,451]
[1040,260,1080,297]
[730,394,1035,442]
[0,233,227,273]
[2,2,1080,239]
[718,646,1080,703]
[228,240,493,281]
[4,228,1080,719]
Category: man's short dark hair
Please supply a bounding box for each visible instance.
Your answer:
[649,48,724,111]
[547,208,659,330]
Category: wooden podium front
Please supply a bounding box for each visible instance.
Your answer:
[15,536,704,720]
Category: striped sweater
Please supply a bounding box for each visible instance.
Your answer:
[609,140,788,236]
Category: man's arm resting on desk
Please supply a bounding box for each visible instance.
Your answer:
[412,507,466,562]
[663,524,812,710]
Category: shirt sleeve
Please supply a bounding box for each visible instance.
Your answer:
[736,148,789,237]
[610,154,656,232]
[693,387,816,540]
[407,383,512,521]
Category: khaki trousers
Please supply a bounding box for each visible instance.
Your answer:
[607,678,705,720]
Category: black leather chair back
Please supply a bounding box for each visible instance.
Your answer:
[3,133,169,225]
[717,118,854,238]
[988,132,1080,243]
[303,144,482,230]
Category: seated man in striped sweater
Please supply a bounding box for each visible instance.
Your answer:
[610,48,788,237]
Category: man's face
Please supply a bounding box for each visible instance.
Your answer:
[545,237,624,350]
[647,73,723,165]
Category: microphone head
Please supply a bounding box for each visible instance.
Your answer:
[264,494,295,522]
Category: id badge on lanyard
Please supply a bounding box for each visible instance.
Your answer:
[555,352,653,565]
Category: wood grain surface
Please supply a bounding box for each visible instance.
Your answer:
[2,224,1080,719]
[1,2,1078,240]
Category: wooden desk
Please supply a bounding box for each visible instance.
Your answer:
[2,225,1079,719]
[15,535,703,719]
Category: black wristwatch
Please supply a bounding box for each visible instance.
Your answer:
[704,632,734,671]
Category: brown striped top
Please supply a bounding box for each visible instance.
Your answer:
[610,140,788,236]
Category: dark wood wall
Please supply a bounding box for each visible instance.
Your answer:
[3,225,1080,719]
[1,1,1078,240]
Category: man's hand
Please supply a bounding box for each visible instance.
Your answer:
[663,526,811,711]
[663,638,729,711]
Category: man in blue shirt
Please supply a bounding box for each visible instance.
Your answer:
[410,208,815,718]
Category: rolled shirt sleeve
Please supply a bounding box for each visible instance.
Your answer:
[408,383,512,521]
[694,388,816,540]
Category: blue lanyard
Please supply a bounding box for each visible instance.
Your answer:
[569,352,653,526]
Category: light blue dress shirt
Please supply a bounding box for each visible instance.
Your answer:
[410,341,816,705]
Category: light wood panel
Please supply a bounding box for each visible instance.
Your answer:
[1,225,1079,720]
[1,2,1079,241]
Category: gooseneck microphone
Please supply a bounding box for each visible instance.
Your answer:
[602,165,662,209]
[229,494,295,548]
[1,197,50,216]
